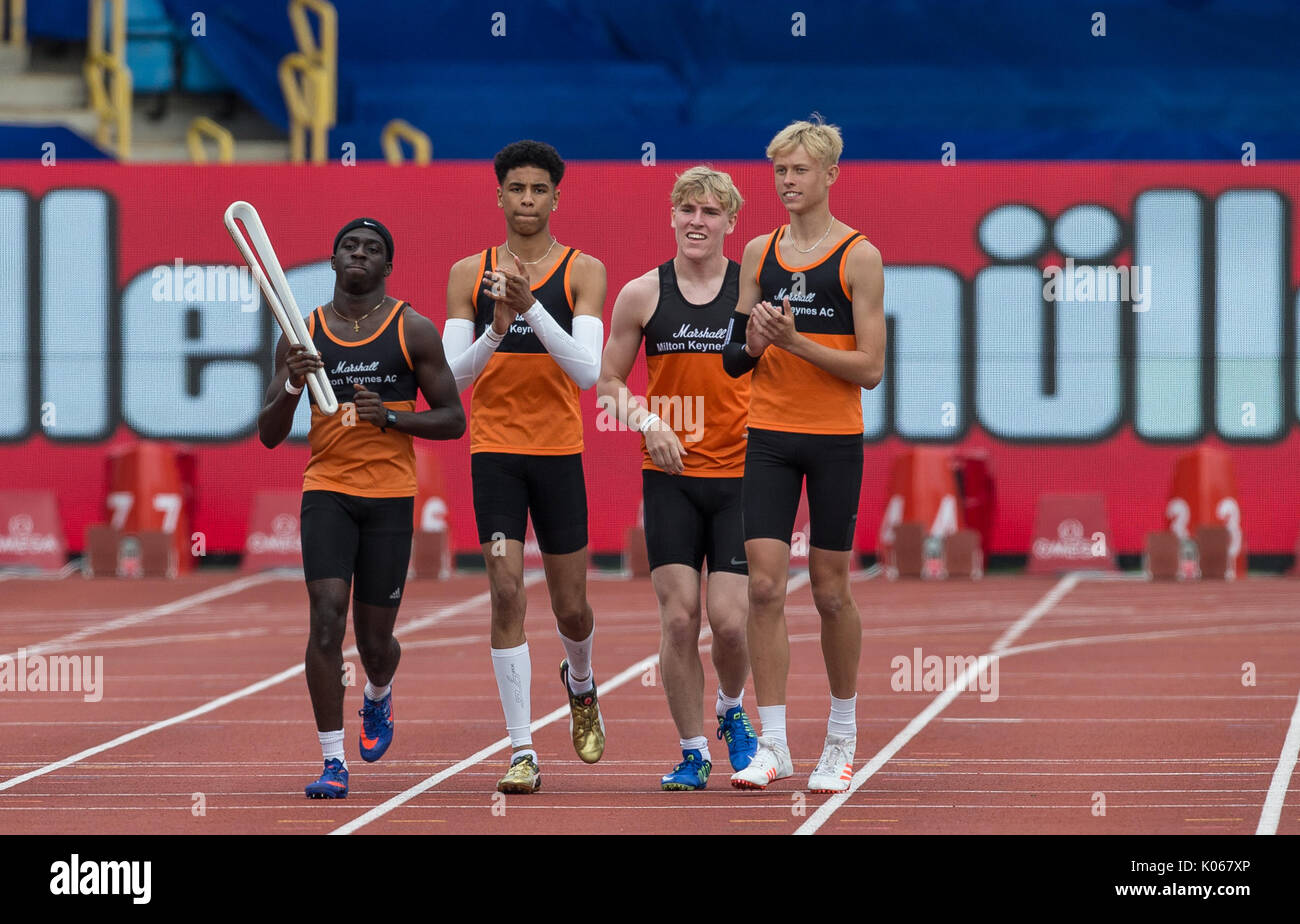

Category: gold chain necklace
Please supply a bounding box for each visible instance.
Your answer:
[331,298,386,333]
[504,237,558,266]
[789,218,835,254]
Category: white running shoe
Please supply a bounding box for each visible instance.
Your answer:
[729,736,794,789]
[807,734,857,792]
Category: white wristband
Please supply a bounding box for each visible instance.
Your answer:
[285,379,304,396]
[639,412,662,433]
[484,325,504,345]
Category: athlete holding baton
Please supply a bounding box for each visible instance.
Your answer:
[257,217,465,799]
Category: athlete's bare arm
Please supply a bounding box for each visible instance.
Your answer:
[722,235,774,377]
[598,271,688,474]
[257,333,321,448]
[750,239,885,389]
[387,309,467,439]
[568,252,607,320]
[597,271,654,425]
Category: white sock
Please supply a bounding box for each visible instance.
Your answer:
[680,735,711,764]
[559,628,594,694]
[491,642,533,749]
[828,694,857,738]
[757,705,787,748]
[511,748,538,765]
[716,687,743,718]
[364,681,390,702]
[318,729,345,766]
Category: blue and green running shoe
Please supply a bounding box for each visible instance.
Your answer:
[660,749,711,791]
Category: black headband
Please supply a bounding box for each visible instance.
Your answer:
[333,217,394,261]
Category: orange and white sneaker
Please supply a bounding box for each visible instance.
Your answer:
[729,736,793,789]
[807,734,856,793]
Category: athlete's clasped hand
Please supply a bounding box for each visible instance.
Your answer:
[351,382,387,426]
[749,297,797,350]
[285,343,325,387]
[482,254,537,316]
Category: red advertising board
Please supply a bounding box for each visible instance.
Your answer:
[0,163,1296,557]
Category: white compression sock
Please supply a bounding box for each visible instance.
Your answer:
[491,642,533,749]
[318,729,345,766]
[828,694,857,738]
[757,705,787,748]
[680,735,712,764]
[559,628,594,694]
[716,687,743,718]
[364,681,390,702]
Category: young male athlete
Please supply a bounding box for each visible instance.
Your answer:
[722,117,886,792]
[442,140,608,794]
[598,167,758,790]
[257,217,465,798]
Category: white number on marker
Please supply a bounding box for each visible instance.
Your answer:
[152,493,182,533]
[420,497,448,533]
[931,494,959,537]
[1166,497,1191,539]
[1215,497,1242,563]
[107,491,134,530]
[879,494,905,545]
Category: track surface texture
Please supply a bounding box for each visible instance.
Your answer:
[1,569,1297,836]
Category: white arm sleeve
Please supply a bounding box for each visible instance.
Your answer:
[522,302,603,390]
[442,317,502,392]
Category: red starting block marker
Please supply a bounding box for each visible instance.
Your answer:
[1028,493,1115,574]
[411,450,452,579]
[0,491,66,572]
[1165,446,1245,578]
[241,492,302,572]
[623,499,650,579]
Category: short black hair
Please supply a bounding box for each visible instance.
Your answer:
[494,140,565,186]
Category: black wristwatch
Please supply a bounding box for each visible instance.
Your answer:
[383,410,398,431]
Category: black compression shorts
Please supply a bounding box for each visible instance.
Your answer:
[642,470,747,575]
[742,428,864,551]
[471,452,588,555]
[300,490,414,607]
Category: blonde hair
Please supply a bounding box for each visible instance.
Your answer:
[765,113,844,167]
[670,165,744,217]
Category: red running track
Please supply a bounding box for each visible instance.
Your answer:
[0,569,1297,835]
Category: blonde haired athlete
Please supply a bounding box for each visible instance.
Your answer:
[722,117,886,792]
[599,167,757,790]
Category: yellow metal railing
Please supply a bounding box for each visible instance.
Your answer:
[187,117,235,163]
[3,0,25,46]
[382,119,432,165]
[279,0,336,163]
[84,0,131,159]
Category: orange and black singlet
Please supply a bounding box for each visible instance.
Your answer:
[749,226,865,435]
[642,259,748,476]
[301,300,418,497]
[469,246,584,455]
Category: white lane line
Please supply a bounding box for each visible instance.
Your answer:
[2,571,290,660]
[328,653,660,836]
[329,571,813,835]
[991,573,1080,653]
[1256,685,1300,835]
[794,573,1078,836]
[0,580,528,793]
